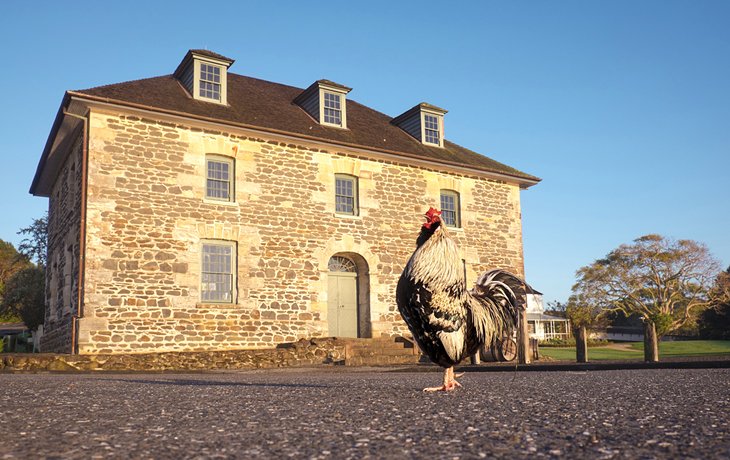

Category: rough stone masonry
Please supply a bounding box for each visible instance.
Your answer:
[42,109,525,354]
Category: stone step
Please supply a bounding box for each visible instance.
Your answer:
[349,347,418,356]
[348,347,419,356]
[348,342,414,350]
[342,336,423,366]
[345,354,423,367]
[339,336,411,344]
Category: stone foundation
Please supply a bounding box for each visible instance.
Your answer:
[1,338,347,372]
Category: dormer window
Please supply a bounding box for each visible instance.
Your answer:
[392,103,447,148]
[424,114,440,145]
[323,92,342,126]
[199,63,222,101]
[174,49,234,105]
[294,80,352,129]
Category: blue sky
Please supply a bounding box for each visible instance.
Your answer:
[1,1,728,304]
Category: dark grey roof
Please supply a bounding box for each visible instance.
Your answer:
[70,71,539,183]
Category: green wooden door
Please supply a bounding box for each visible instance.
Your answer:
[327,272,358,337]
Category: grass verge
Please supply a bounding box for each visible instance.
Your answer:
[539,340,730,361]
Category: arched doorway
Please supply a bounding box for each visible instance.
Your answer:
[327,254,370,338]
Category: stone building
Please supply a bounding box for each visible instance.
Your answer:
[30,50,539,354]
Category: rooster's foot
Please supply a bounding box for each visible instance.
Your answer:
[423,381,462,392]
[423,366,463,392]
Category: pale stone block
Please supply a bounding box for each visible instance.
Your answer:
[77,317,110,347]
[332,157,360,176]
[89,113,106,129]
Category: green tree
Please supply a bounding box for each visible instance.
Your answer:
[1,213,49,331]
[1,266,45,331]
[17,212,48,268]
[572,235,721,362]
[563,293,609,363]
[698,267,730,340]
[0,240,31,324]
[1,239,29,291]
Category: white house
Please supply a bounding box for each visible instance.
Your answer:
[526,292,570,341]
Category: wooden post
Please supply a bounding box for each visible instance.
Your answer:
[576,326,588,363]
[517,308,531,364]
[643,321,659,362]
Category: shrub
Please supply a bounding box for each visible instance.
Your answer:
[539,337,608,347]
[1,266,44,331]
[699,304,730,340]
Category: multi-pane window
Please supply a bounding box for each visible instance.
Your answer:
[206,157,233,201]
[201,242,235,303]
[199,63,221,101]
[424,114,440,145]
[323,92,342,126]
[440,190,460,227]
[335,174,358,215]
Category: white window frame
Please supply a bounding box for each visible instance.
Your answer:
[199,63,222,102]
[200,240,236,304]
[193,59,228,105]
[319,87,348,129]
[205,155,235,202]
[422,112,444,147]
[440,189,460,228]
[335,174,358,216]
[322,92,343,126]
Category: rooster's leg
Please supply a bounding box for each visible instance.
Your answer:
[448,367,464,389]
[423,366,463,392]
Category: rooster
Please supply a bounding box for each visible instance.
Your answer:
[396,207,528,392]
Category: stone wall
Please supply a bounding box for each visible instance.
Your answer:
[41,131,83,353]
[68,108,525,354]
[1,338,347,371]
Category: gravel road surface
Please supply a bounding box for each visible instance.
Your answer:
[1,368,728,459]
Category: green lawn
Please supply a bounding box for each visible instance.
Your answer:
[539,340,730,361]
[630,340,730,356]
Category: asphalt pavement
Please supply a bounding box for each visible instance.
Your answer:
[1,367,728,459]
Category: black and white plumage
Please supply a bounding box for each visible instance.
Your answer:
[396,207,528,391]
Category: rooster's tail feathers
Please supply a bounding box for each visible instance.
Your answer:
[470,269,532,344]
[474,269,532,310]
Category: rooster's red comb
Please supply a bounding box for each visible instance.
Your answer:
[425,207,442,219]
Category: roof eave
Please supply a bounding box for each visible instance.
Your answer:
[30,93,71,196]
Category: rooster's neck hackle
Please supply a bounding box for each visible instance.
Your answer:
[407,225,465,295]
